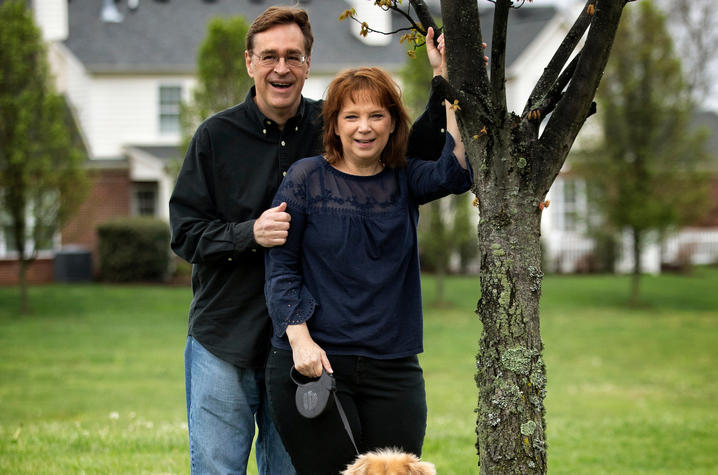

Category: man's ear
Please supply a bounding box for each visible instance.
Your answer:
[245,50,254,78]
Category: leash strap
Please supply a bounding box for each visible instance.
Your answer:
[332,389,360,455]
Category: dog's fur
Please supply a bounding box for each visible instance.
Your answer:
[341,448,436,475]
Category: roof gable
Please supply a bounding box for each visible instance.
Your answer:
[63,0,557,74]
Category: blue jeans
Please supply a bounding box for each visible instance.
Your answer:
[185,337,295,474]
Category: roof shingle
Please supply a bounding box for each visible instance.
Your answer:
[63,0,557,74]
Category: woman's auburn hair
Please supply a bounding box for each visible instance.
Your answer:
[322,67,411,168]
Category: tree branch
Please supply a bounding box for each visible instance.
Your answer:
[528,51,580,121]
[347,16,418,38]
[409,0,439,34]
[343,1,435,47]
[490,0,510,118]
[524,0,594,116]
[537,0,629,194]
[440,0,492,116]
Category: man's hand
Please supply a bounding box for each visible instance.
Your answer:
[254,202,291,248]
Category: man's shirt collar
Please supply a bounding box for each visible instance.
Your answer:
[245,86,307,131]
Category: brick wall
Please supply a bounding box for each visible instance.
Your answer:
[694,177,718,228]
[61,167,132,275]
[0,258,54,285]
[0,167,131,286]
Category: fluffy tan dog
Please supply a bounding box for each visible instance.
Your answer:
[341,448,436,475]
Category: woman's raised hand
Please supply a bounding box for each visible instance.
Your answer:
[425,26,446,78]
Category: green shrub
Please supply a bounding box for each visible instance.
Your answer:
[97,217,170,282]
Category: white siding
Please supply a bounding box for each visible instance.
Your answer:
[348,0,392,46]
[662,229,718,266]
[615,230,661,275]
[506,16,568,113]
[86,75,194,158]
[49,43,92,153]
[303,75,332,101]
[542,176,593,273]
[32,0,68,41]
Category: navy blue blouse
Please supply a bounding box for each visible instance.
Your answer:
[264,133,473,359]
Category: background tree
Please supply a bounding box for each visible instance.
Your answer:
[0,0,88,314]
[400,35,435,119]
[174,15,253,174]
[574,0,710,304]
[344,0,633,472]
[419,199,450,303]
[656,0,718,105]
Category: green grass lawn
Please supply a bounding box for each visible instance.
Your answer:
[1,268,717,474]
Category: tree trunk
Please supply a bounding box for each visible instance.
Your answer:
[19,257,29,315]
[11,198,30,315]
[630,227,641,305]
[406,1,631,471]
[473,142,547,473]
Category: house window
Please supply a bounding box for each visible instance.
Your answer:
[561,179,578,232]
[0,218,55,256]
[133,182,158,217]
[159,85,182,133]
[32,224,55,251]
[1,225,14,256]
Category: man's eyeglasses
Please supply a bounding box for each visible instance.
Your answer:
[252,53,307,68]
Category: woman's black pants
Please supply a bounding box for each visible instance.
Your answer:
[265,347,427,475]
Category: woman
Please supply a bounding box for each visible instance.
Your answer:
[264,30,471,474]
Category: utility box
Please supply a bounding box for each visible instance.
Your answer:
[54,246,92,282]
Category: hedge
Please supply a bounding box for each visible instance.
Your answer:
[97,217,170,282]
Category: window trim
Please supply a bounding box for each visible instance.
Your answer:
[159,85,182,134]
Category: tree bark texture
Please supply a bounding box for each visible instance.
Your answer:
[631,227,642,305]
[9,184,30,314]
[470,119,547,473]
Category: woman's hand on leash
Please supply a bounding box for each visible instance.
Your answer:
[286,323,333,377]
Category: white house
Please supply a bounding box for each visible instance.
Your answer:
[8,0,712,283]
[7,0,569,278]
[11,0,441,278]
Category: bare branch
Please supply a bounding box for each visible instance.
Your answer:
[490,0,510,118]
[346,15,418,38]
[524,0,594,116]
[409,0,439,34]
[343,1,437,54]
[537,0,629,194]
[385,1,432,35]
[529,51,580,122]
[661,0,718,102]
[440,0,492,115]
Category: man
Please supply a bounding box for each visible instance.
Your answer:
[170,5,447,474]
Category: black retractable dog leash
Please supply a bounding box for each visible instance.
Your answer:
[290,366,360,455]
